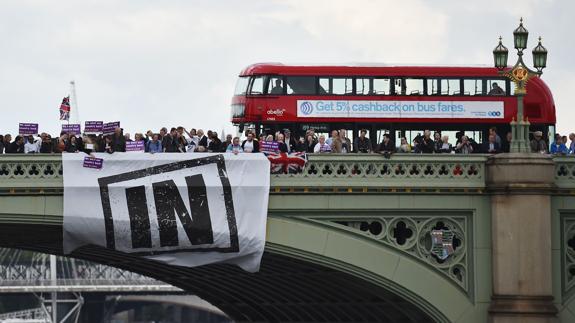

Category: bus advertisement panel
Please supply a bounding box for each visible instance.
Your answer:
[297,100,504,119]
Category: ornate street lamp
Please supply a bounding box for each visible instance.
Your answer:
[491,18,548,153]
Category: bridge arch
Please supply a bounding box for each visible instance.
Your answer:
[0,213,469,322]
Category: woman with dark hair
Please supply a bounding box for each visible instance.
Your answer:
[66,135,80,153]
[304,134,317,153]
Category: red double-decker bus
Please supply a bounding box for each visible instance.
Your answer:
[231,63,555,145]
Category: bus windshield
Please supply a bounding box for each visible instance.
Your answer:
[234,77,250,95]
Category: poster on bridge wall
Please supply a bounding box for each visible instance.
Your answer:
[62,153,270,273]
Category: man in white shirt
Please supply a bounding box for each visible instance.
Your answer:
[24,135,39,153]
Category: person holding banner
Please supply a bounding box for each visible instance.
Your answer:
[314,135,331,153]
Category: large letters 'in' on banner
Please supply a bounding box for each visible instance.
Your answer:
[62,153,270,272]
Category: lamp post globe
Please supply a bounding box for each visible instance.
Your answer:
[532,37,548,73]
[493,37,509,71]
[513,18,529,52]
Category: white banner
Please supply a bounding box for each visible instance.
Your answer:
[297,100,504,119]
[63,153,270,273]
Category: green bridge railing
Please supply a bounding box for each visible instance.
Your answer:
[0,154,574,191]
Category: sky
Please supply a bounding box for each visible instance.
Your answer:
[0,0,572,138]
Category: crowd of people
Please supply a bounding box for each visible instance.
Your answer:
[0,125,570,156]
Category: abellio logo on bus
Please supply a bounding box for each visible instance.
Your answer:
[300,101,314,115]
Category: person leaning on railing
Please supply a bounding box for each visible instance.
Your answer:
[314,135,331,153]
[550,135,568,155]
[353,129,372,153]
[530,131,548,154]
[455,136,474,154]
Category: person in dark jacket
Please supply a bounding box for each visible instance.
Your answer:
[39,134,54,153]
[276,133,288,153]
[66,135,80,153]
[377,134,395,157]
[482,134,501,154]
[162,128,177,152]
[419,130,435,153]
[501,131,512,153]
[282,129,297,153]
[208,133,222,152]
[241,132,260,153]
[354,129,372,153]
[303,134,317,153]
[6,136,25,153]
[437,135,453,153]
[0,135,4,154]
[112,127,126,152]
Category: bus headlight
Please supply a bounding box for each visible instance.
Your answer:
[231,104,245,118]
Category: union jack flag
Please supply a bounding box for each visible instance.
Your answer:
[266,152,307,174]
[59,96,70,121]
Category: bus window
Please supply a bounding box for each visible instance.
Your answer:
[267,76,284,95]
[332,78,354,95]
[393,78,404,95]
[249,76,265,95]
[234,77,250,95]
[286,76,316,95]
[463,79,483,95]
[373,78,390,95]
[510,81,517,95]
[405,78,424,95]
[427,79,439,95]
[487,79,507,96]
[319,77,330,94]
[441,79,461,95]
[356,78,372,95]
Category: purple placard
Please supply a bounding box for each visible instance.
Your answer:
[84,121,103,134]
[83,156,103,169]
[126,140,145,152]
[260,141,279,153]
[102,121,120,135]
[62,124,81,135]
[19,123,38,135]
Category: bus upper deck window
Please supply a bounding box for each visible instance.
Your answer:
[234,76,250,95]
[332,78,354,95]
[356,78,372,95]
[463,79,482,95]
[404,78,424,95]
[286,76,316,95]
[427,79,439,95]
[373,78,390,95]
[319,78,330,94]
[487,79,507,96]
[267,76,284,95]
[249,76,265,95]
[441,79,461,95]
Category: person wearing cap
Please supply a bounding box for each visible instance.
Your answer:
[530,131,548,153]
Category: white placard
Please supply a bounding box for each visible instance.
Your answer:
[63,153,270,273]
[297,100,504,119]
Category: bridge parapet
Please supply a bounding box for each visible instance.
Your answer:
[0,154,489,191]
[4,154,575,191]
[553,156,575,189]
